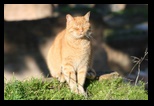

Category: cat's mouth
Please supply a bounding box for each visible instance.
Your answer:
[73,34,85,39]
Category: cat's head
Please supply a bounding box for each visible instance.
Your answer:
[66,12,92,39]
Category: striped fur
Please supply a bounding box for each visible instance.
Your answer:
[47,12,96,95]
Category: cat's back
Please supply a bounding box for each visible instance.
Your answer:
[53,29,65,45]
[47,29,66,75]
[48,29,66,57]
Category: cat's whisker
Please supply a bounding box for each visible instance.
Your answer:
[86,35,91,39]
[47,12,96,95]
[86,34,96,42]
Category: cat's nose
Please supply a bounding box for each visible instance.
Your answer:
[80,28,83,32]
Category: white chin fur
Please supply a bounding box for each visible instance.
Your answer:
[73,34,84,39]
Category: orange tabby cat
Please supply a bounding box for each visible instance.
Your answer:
[47,12,96,95]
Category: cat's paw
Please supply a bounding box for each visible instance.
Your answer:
[78,86,86,95]
[72,85,86,95]
[58,74,65,82]
[71,85,79,94]
[86,68,96,79]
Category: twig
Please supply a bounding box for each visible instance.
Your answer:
[130,48,148,85]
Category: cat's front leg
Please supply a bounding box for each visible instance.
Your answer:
[62,64,79,94]
[57,73,65,82]
[77,67,88,95]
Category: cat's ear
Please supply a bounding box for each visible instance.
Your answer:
[66,14,74,22]
[84,11,90,22]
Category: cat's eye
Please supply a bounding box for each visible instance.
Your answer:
[83,25,90,29]
[74,27,79,30]
[69,30,73,32]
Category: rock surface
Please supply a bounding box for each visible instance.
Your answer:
[99,72,120,81]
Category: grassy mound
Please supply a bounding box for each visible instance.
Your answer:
[4,77,148,100]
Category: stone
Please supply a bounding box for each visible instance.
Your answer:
[99,72,120,81]
[4,4,52,21]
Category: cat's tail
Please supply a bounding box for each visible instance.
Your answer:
[86,68,96,79]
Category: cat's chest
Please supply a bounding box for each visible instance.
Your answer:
[66,45,91,68]
[63,38,91,66]
[68,43,91,57]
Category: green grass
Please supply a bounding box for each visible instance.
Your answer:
[4,77,148,100]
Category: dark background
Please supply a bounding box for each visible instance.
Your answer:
[4,4,148,85]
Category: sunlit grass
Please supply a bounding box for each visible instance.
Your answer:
[4,77,148,100]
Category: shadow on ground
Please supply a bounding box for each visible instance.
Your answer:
[4,5,148,82]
